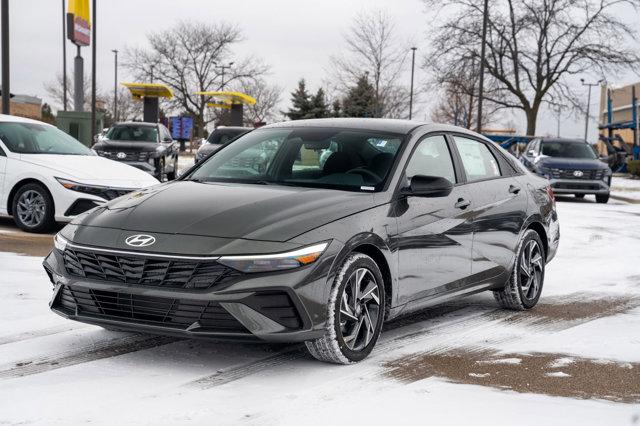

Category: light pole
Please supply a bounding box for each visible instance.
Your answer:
[62,0,67,111]
[581,78,603,141]
[215,62,234,90]
[1,0,10,115]
[476,0,489,133]
[111,49,118,122]
[90,0,97,142]
[409,47,417,120]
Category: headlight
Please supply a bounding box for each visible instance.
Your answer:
[218,242,329,273]
[56,177,108,197]
[54,233,68,252]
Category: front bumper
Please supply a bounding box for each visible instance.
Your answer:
[549,178,610,195]
[43,244,338,343]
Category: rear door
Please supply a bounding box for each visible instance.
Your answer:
[450,134,527,284]
[394,134,474,305]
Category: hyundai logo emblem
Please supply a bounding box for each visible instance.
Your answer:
[573,170,584,178]
[117,152,127,159]
[125,234,156,247]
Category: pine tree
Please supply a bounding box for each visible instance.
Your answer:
[331,99,342,117]
[309,88,330,118]
[285,79,312,120]
[341,75,376,118]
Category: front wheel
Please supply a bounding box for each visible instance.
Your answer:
[596,194,609,204]
[12,183,56,233]
[493,229,545,310]
[305,253,385,364]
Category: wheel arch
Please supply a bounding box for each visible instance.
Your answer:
[7,178,55,216]
[524,219,548,259]
[332,233,395,320]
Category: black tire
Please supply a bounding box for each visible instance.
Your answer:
[305,253,386,364]
[574,194,585,199]
[166,158,177,181]
[595,193,609,203]
[11,183,56,233]
[493,229,545,310]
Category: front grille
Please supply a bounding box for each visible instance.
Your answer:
[98,151,150,162]
[56,286,248,333]
[553,182,601,190]
[550,168,605,180]
[63,248,242,290]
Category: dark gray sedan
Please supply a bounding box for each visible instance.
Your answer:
[44,118,559,364]
[195,126,252,163]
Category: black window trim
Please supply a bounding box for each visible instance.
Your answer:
[0,145,5,156]
[446,132,512,185]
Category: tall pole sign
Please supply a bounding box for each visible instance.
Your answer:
[66,0,91,112]
[1,0,10,115]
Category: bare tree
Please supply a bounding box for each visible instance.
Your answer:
[44,73,93,112]
[424,0,640,135]
[103,88,143,125]
[330,10,411,118]
[125,21,269,136]
[238,79,283,125]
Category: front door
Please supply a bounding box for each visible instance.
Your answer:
[394,134,474,305]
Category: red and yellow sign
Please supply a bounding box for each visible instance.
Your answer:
[67,0,91,46]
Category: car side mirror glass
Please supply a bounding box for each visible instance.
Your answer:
[404,175,453,198]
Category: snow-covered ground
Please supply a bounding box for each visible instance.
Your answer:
[611,175,640,202]
[0,198,639,425]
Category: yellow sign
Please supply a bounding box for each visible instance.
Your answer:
[67,0,91,46]
[122,83,174,99]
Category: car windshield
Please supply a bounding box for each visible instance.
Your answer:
[541,141,597,159]
[188,127,405,192]
[106,124,158,142]
[0,122,93,155]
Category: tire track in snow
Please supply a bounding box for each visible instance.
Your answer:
[0,324,89,346]
[0,334,180,379]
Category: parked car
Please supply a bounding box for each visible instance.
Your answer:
[0,115,159,233]
[520,137,612,203]
[195,126,252,163]
[93,122,179,181]
[45,118,559,364]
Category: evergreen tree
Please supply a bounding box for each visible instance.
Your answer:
[341,75,376,118]
[331,99,342,117]
[309,88,330,118]
[285,79,312,120]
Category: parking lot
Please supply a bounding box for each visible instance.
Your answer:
[1,176,639,425]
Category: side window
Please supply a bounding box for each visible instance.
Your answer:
[161,126,172,142]
[405,135,456,183]
[453,136,501,182]
[0,145,5,156]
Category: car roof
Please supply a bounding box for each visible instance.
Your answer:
[538,137,588,144]
[260,118,486,138]
[112,121,158,127]
[0,114,53,126]
[213,126,252,132]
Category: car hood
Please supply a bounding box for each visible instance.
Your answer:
[19,154,159,187]
[93,140,160,152]
[539,157,609,170]
[74,181,376,242]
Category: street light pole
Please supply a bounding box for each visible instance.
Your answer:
[215,62,234,90]
[1,0,10,115]
[111,49,118,122]
[581,78,603,141]
[409,47,417,120]
[90,0,96,143]
[476,0,489,133]
[62,0,67,111]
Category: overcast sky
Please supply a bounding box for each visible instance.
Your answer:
[3,0,639,139]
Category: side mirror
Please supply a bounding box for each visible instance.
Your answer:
[527,149,536,156]
[404,175,453,198]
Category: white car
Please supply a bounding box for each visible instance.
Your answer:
[0,114,159,233]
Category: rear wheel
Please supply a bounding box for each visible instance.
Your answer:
[306,253,385,364]
[493,229,545,310]
[596,193,609,204]
[12,183,55,233]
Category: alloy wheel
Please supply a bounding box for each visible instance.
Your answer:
[519,239,543,301]
[16,190,46,228]
[338,268,381,351]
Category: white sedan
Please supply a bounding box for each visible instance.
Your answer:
[0,115,159,233]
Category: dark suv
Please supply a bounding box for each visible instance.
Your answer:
[521,137,612,203]
[94,122,179,181]
[195,126,252,163]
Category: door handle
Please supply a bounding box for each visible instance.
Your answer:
[508,185,521,194]
[455,198,470,209]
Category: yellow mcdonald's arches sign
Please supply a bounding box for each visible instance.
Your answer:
[67,0,91,46]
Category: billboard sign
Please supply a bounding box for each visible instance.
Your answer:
[171,116,193,140]
[67,0,91,46]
